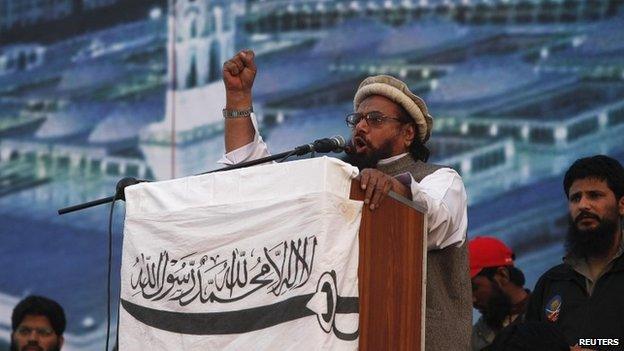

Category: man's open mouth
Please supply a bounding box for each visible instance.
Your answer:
[353,136,368,149]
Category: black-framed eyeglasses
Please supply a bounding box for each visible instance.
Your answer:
[345,111,405,129]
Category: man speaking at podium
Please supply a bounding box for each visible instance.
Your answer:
[218,50,471,350]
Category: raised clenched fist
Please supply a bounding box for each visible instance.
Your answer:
[222,50,256,109]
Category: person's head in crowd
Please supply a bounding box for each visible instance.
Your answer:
[485,321,570,351]
[469,236,527,331]
[563,155,624,259]
[11,295,65,351]
[343,75,432,169]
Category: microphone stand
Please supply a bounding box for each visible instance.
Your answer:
[58,144,337,215]
[57,177,144,215]
[200,148,304,175]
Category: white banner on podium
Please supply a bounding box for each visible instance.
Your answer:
[119,157,362,350]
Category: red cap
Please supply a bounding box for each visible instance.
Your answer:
[468,236,514,279]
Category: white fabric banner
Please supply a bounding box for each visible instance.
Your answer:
[119,157,362,350]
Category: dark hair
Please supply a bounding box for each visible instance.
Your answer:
[396,105,430,162]
[477,266,525,287]
[408,137,430,162]
[563,155,624,200]
[12,295,66,336]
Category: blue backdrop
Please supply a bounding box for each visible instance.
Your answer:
[1,0,623,349]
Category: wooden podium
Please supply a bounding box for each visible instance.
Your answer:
[350,179,427,351]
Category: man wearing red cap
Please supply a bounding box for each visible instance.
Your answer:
[469,236,530,351]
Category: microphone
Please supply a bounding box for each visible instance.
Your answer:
[295,136,346,155]
[344,138,356,155]
[313,135,346,153]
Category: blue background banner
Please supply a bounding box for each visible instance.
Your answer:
[1,0,623,349]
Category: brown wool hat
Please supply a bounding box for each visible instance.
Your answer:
[353,75,433,143]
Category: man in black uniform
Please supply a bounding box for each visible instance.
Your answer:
[526,155,624,349]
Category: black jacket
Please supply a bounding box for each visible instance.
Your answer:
[526,254,624,350]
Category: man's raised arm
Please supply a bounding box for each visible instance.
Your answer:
[222,50,257,152]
